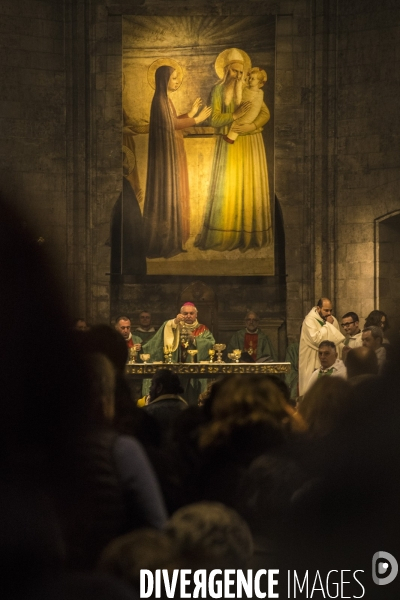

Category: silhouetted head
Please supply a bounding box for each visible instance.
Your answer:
[346,346,379,379]
[364,309,389,332]
[98,528,177,590]
[298,377,352,438]
[199,374,297,451]
[164,502,253,569]
[79,324,128,373]
[148,369,184,403]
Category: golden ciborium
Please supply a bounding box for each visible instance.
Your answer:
[227,352,235,361]
[232,349,242,363]
[187,349,198,363]
[213,343,226,363]
[163,345,173,364]
[208,348,216,363]
[140,353,151,364]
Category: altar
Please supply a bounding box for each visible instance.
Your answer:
[125,362,291,378]
[125,362,291,403]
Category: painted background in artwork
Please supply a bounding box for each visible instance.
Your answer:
[118,16,275,276]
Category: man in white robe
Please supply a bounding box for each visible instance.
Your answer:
[304,340,347,393]
[340,311,363,363]
[341,311,363,348]
[299,298,345,395]
[134,310,157,344]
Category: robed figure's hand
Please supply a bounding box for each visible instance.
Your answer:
[188,97,202,118]
[174,313,186,325]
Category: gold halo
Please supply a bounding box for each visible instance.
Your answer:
[214,48,251,81]
[147,58,183,91]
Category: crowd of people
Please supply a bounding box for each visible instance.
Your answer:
[2,192,400,600]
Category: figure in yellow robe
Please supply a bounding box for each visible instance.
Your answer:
[195,83,272,252]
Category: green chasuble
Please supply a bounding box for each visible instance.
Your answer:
[142,320,215,405]
[227,329,277,362]
[134,329,156,344]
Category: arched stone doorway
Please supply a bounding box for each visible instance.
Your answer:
[376,210,400,338]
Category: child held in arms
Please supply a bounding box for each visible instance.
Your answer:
[224,67,268,144]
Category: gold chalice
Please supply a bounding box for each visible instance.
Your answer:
[187,349,198,363]
[140,353,150,364]
[227,352,236,361]
[128,347,137,364]
[163,345,173,364]
[213,343,226,363]
[232,349,242,363]
[208,348,216,363]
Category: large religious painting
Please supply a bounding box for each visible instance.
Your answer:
[116,16,275,276]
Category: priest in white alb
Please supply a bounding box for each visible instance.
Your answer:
[299,297,345,395]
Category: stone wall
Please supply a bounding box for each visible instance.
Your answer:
[1,0,399,340]
[0,0,67,274]
[334,0,400,327]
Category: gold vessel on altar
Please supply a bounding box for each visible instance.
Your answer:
[163,345,173,364]
[213,343,226,363]
[232,349,241,363]
[187,349,198,363]
[128,347,137,364]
